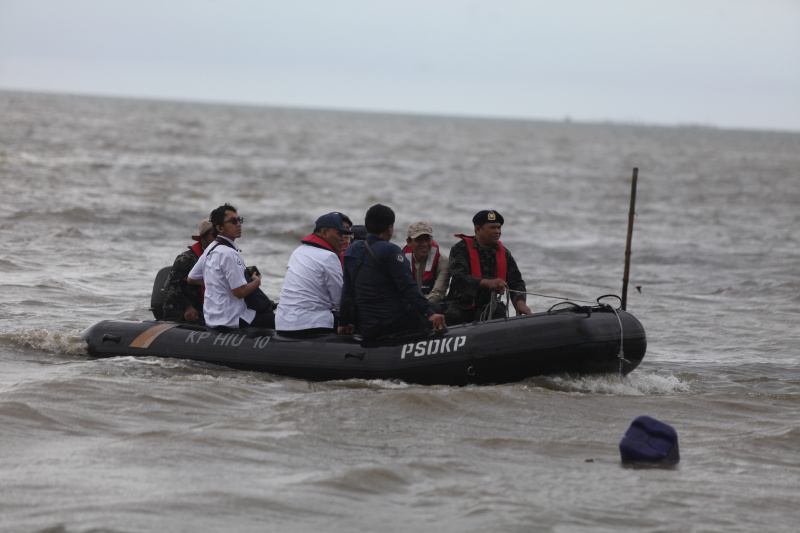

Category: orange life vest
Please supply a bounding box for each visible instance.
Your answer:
[454,234,506,280]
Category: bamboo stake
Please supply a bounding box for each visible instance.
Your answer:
[621,168,638,311]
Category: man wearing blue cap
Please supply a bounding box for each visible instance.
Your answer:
[275,212,353,337]
[444,209,531,323]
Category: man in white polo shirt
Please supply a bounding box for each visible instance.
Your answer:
[188,203,274,329]
[275,212,353,337]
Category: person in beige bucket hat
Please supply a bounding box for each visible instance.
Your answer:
[402,221,451,309]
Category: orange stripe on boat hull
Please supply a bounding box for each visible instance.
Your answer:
[129,323,180,348]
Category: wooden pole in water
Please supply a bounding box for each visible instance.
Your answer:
[621,168,638,311]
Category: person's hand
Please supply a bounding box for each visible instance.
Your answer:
[184,306,199,321]
[338,325,355,335]
[515,300,532,316]
[428,314,447,330]
[484,278,506,294]
[250,271,261,286]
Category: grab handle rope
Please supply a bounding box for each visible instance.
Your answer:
[507,289,596,306]
[506,289,631,372]
[594,296,631,372]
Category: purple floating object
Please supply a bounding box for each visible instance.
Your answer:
[619,415,680,466]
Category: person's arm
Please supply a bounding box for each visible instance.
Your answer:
[164,259,193,311]
[384,244,434,316]
[323,254,344,310]
[427,253,451,303]
[504,248,531,315]
[447,241,482,301]
[514,300,531,315]
[428,313,447,330]
[480,277,506,293]
[338,246,358,333]
[187,255,204,285]
[218,251,259,299]
[231,271,261,299]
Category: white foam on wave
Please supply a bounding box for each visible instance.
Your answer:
[539,371,694,396]
[3,328,88,356]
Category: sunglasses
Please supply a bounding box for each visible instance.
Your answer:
[224,216,244,225]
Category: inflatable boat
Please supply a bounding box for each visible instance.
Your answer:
[81,300,646,386]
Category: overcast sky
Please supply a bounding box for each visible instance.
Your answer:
[1,0,798,131]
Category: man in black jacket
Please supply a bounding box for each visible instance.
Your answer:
[340,204,446,339]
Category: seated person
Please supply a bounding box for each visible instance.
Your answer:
[444,209,531,324]
[339,212,353,251]
[276,213,353,337]
[402,221,451,311]
[340,204,445,339]
[338,213,355,265]
[188,203,274,329]
[162,219,215,322]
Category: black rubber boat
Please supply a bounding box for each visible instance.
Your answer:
[81,301,646,386]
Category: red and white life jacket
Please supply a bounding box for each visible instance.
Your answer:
[402,241,440,295]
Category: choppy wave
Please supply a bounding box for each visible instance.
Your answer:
[531,371,694,395]
[2,91,799,533]
[2,328,88,356]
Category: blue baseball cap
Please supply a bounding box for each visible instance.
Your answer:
[315,212,354,234]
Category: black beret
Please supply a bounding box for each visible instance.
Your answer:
[472,210,504,226]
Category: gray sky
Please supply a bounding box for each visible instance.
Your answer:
[1,0,798,131]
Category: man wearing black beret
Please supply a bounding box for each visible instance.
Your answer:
[443,209,532,323]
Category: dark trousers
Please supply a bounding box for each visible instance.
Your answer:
[277,327,334,338]
[239,309,275,329]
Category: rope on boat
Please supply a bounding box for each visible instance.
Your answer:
[478,290,509,322]
[507,289,596,305]
[505,289,632,371]
[593,298,631,374]
[592,295,630,367]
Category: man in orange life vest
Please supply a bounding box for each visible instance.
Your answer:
[402,221,451,312]
[443,209,532,324]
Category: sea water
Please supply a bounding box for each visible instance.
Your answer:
[1,90,798,532]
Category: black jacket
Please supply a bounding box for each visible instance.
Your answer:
[341,235,433,330]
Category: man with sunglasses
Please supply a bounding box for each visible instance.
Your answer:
[275,212,353,337]
[188,203,274,329]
